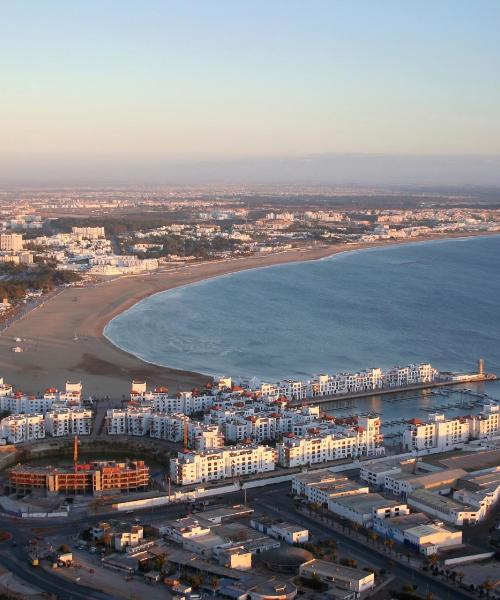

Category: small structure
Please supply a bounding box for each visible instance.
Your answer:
[258,546,313,574]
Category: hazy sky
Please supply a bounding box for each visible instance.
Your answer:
[2,1,500,184]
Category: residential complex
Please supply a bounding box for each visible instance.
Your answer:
[403,403,500,452]
[170,445,276,486]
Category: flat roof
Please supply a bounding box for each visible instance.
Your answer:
[196,504,254,521]
[293,468,341,484]
[409,489,473,512]
[252,517,307,533]
[332,493,400,512]
[405,524,454,537]
[308,480,367,493]
[167,548,245,580]
[459,471,500,489]
[301,558,373,582]
[430,448,500,472]
[381,513,430,530]
[361,461,404,473]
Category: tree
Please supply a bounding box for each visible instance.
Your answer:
[481,580,495,597]
[368,531,378,544]
[210,576,219,597]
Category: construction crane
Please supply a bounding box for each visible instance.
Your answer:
[73,435,79,468]
[183,419,189,450]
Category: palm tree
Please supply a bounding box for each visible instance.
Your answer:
[481,580,495,597]
[457,571,465,585]
[428,553,439,569]
[368,531,378,544]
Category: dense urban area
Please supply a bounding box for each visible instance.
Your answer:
[0,186,499,600]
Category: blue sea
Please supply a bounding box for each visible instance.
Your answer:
[105,235,500,378]
[105,236,500,434]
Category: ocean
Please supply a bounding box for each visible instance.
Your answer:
[104,235,500,434]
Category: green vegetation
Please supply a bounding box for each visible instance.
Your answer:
[0,264,81,301]
[137,233,243,259]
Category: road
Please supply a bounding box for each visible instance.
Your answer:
[254,485,475,600]
[0,516,114,599]
[0,482,476,600]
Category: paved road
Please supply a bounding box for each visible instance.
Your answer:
[255,486,474,600]
[0,517,114,600]
[0,481,476,600]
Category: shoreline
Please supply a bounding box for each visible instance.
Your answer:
[0,230,497,397]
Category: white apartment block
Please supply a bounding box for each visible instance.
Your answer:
[131,386,216,415]
[45,409,92,437]
[0,394,55,415]
[277,432,360,468]
[106,408,152,436]
[189,423,224,451]
[170,445,276,485]
[470,403,500,439]
[1,414,46,443]
[403,404,500,452]
[277,416,384,468]
[258,362,437,402]
[149,413,189,442]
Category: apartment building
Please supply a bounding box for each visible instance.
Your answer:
[403,404,500,452]
[0,393,56,415]
[259,362,437,401]
[106,407,152,436]
[45,409,92,437]
[0,233,23,251]
[469,403,500,439]
[170,444,276,485]
[1,414,46,443]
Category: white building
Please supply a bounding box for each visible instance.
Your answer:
[327,493,410,527]
[250,517,309,545]
[45,409,92,437]
[403,405,500,452]
[299,559,375,597]
[170,445,276,486]
[1,414,46,443]
[277,432,359,467]
[106,407,152,436]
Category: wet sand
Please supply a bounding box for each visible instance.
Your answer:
[0,233,493,398]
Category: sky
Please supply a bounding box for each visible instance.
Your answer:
[1,0,500,185]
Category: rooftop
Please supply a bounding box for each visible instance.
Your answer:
[300,558,374,582]
[332,493,401,512]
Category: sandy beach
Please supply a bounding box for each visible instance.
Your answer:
[0,232,494,398]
